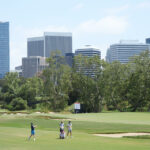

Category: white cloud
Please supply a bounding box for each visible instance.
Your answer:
[73,3,84,10]
[76,16,129,34]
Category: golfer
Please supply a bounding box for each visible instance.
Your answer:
[59,121,64,133]
[28,122,36,141]
[67,121,72,138]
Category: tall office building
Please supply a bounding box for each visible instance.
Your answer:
[0,22,9,78]
[22,56,47,78]
[106,40,150,64]
[146,38,150,44]
[27,37,44,57]
[44,32,72,57]
[65,53,74,67]
[27,32,72,57]
[75,45,101,77]
[75,45,101,58]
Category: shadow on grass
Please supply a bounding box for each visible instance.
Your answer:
[35,115,70,120]
[123,135,150,139]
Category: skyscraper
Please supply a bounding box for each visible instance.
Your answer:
[27,37,44,57]
[75,45,101,58]
[0,22,9,78]
[75,45,101,77]
[106,40,150,64]
[65,53,74,67]
[44,32,72,57]
[27,32,72,57]
[22,56,47,78]
[146,38,150,44]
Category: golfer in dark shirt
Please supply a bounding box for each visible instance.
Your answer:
[28,123,36,141]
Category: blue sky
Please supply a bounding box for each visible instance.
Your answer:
[0,0,150,69]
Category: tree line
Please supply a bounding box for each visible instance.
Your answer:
[0,50,150,112]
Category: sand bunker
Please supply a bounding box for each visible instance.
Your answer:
[94,133,150,138]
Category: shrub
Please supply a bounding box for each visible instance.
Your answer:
[9,97,27,111]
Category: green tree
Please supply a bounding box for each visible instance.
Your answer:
[8,97,27,111]
[127,50,150,111]
[103,61,129,111]
[71,55,104,112]
[1,72,23,106]
[0,72,41,110]
[42,51,72,111]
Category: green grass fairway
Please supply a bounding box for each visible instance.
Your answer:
[0,112,150,150]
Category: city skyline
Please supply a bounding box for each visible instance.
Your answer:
[1,0,150,69]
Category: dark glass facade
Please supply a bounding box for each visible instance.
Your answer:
[27,38,44,57]
[0,22,9,78]
[27,33,72,58]
[65,53,74,67]
[45,35,72,57]
[146,38,150,44]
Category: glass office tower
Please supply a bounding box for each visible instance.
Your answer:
[44,32,72,57]
[0,22,9,78]
[27,32,72,57]
[106,40,150,64]
[27,37,44,57]
[75,45,101,77]
[75,45,101,58]
[146,38,150,44]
